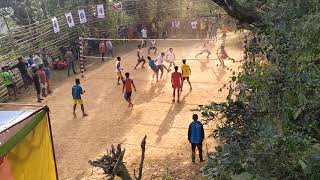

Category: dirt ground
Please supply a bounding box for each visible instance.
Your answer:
[14,32,244,179]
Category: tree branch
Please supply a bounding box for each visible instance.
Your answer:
[134,135,147,180]
[211,0,262,26]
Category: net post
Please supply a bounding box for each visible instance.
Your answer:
[79,37,85,78]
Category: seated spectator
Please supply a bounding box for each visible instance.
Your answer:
[52,58,68,70]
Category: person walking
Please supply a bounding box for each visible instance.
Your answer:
[188,114,205,163]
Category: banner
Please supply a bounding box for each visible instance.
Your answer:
[51,17,60,33]
[113,2,123,12]
[65,12,75,28]
[97,4,105,18]
[78,9,87,24]
[0,110,57,180]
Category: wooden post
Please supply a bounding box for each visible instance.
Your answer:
[79,37,85,78]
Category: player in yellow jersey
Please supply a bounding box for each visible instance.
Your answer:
[181,59,192,91]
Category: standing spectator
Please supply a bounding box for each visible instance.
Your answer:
[65,48,77,76]
[188,114,205,163]
[41,48,50,67]
[99,40,107,61]
[175,19,181,35]
[44,64,53,94]
[0,67,17,100]
[190,19,198,38]
[128,25,134,40]
[27,55,34,67]
[200,19,207,39]
[38,64,47,97]
[106,40,114,58]
[10,57,33,88]
[141,26,148,48]
[32,68,43,103]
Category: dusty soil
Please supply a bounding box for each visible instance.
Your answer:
[13,32,244,180]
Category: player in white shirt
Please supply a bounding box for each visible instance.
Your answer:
[166,48,176,70]
[116,57,124,85]
[141,27,147,48]
[134,45,146,70]
[195,41,212,59]
[191,19,198,37]
[148,40,157,55]
[156,52,170,79]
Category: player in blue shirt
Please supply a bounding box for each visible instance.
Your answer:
[188,114,205,163]
[72,78,88,117]
[147,56,159,82]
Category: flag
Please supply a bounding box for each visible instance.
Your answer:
[51,17,60,33]
[78,9,87,24]
[113,2,123,12]
[97,4,105,18]
[65,12,75,28]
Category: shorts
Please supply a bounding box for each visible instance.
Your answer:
[152,67,159,73]
[124,91,132,101]
[157,65,164,71]
[137,57,145,63]
[74,99,83,105]
[117,72,123,78]
[40,83,47,89]
[183,77,189,81]
[172,84,181,89]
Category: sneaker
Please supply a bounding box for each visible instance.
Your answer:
[83,113,88,117]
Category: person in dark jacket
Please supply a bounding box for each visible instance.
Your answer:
[188,114,205,163]
[10,57,33,88]
[32,67,43,103]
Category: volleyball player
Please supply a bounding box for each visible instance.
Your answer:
[134,45,146,70]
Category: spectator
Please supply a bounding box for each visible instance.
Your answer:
[32,67,43,103]
[190,19,198,38]
[38,64,47,97]
[188,114,205,163]
[106,40,114,58]
[27,55,34,67]
[141,26,148,48]
[10,57,33,88]
[99,40,106,61]
[41,48,50,67]
[0,67,17,100]
[44,64,53,94]
[65,48,77,76]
